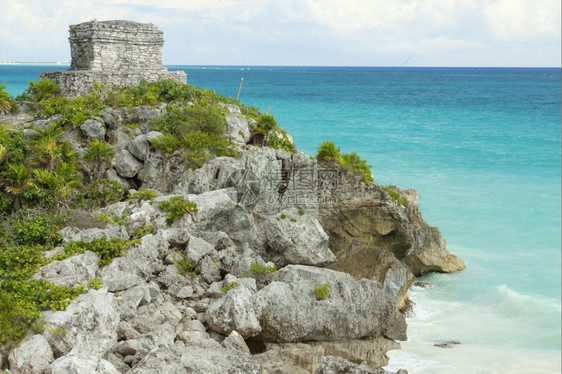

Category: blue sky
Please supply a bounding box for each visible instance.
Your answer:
[1,0,560,67]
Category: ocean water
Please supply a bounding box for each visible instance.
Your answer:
[2,65,561,373]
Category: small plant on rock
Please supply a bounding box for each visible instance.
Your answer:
[249,262,277,277]
[221,281,237,293]
[128,189,157,203]
[314,283,330,300]
[87,278,103,290]
[159,196,198,225]
[174,252,197,276]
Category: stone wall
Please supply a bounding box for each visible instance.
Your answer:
[69,20,164,71]
[41,20,186,97]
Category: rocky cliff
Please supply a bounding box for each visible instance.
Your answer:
[0,88,463,373]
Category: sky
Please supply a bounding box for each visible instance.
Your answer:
[0,0,560,67]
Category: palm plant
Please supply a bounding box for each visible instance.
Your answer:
[83,140,113,180]
[316,140,341,161]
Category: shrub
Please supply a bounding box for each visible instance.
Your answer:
[249,262,277,277]
[87,278,103,290]
[256,113,277,133]
[384,186,409,206]
[0,83,18,114]
[128,189,157,203]
[18,78,61,102]
[12,214,64,246]
[221,281,237,293]
[58,237,139,267]
[316,141,341,161]
[298,209,305,216]
[174,252,197,276]
[340,152,373,183]
[158,196,198,225]
[84,140,113,180]
[0,292,38,346]
[314,283,330,300]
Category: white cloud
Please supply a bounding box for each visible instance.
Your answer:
[0,0,559,66]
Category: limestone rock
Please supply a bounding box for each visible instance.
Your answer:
[314,355,386,374]
[206,285,262,338]
[222,103,251,145]
[186,236,214,263]
[126,345,260,374]
[128,134,151,161]
[33,250,99,288]
[221,330,251,354]
[114,149,143,178]
[8,334,54,374]
[42,289,119,358]
[260,209,336,267]
[59,225,129,243]
[256,265,407,343]
[46,354,120,374]
[80,119,106,141]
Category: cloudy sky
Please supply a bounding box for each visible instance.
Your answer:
[1,0,560,67]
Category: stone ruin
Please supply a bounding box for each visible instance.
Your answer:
[41,20,187,97]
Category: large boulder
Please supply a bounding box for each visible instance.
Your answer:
[46,354,120,374]
[8,334,54,374]
[255,265,406,343]
[257,208,336,267]
[42,289,119,358]
[125,345,261,374]
[206,285,262,338]
[32,251,99,288]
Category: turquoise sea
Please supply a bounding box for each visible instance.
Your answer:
[2,65,561,373]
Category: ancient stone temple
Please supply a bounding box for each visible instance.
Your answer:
[41,20,186,97]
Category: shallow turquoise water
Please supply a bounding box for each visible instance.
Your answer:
[2,65,561,372]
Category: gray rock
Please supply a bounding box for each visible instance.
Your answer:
[33,251,99,287]
[98,234,167,292]
[102,107,129,130]
[46,354,120,374]
[160,228,190,247]
[59,225,129,243]
[254,350,310,374]
[176,285,194,299]
[114,149,143,178]
[213,208,257,243]
[255,265,407,343]
[128,134,151,161]
[190,189,237,223]
[221,330,251,354]
[197,255,222,284]
[42,289,119,358]
[8,334,54,374]
[261,209,336,267]
[206,285,262,338]
[222,103,250,145]
[80,119,106,141]
[186,236,214,263]
[125,345,261,374]
[314,355,386,374]
[113,283,152,320]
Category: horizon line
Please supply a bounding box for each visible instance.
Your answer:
[1,61,560,69]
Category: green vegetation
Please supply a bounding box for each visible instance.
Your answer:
[290,218,297,222]
[128,189,157,203]
[221,281,237,293]
[298,209,305,216]
[158,196,198,225]
[150,104,237,169]
[87,278,103,290]
[83,140,113,180]
[249,262,277,277]
[174,252,197,276]
[316,141,373,183]
[0,83,18,115]
[383,186,409,206]
[55,237,140,267]
[314,283,330,300]
[0,76,296,347]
